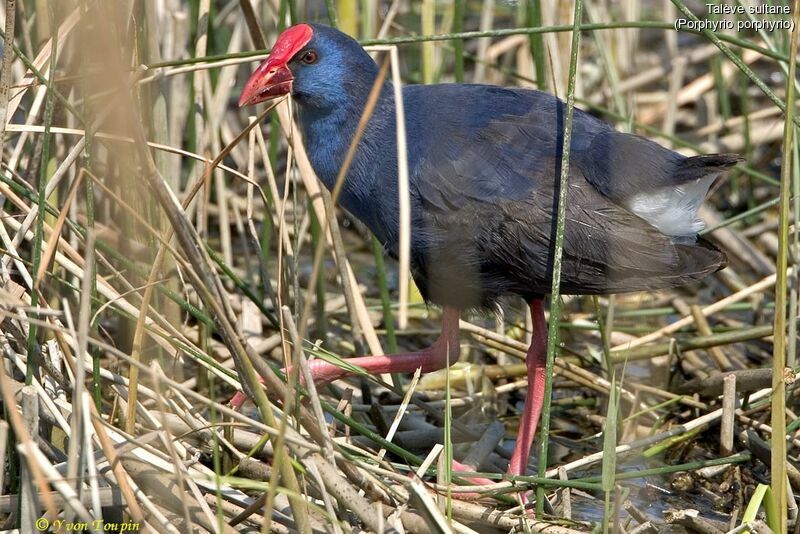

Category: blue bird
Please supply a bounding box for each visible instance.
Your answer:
[239,23,740,481]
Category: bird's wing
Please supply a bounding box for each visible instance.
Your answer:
[414,147,725,295]
[412,113,557,212]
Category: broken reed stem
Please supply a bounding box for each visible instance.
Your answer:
[720,374,736,457]
[770,0,800,529]
[536,0,583,516]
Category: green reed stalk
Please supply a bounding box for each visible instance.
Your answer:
[453,0,465,82]
[769,1,800,530]
[535,0,583,516]
[27,3,58,384]
[526,0,547,90]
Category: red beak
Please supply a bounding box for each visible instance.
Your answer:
[238,24,314,107]
[238,59,293,107]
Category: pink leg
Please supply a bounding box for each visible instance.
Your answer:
[231,306,496,493]
[305,306,461,383]
[229,390,252,411]
[231,302,548,497]
[229,307,461,408]
[508,299,547,476]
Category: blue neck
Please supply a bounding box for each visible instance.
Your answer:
[295,79,400,246]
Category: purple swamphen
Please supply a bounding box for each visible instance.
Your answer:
[237,23,740,479]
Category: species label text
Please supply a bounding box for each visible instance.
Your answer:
[675,3,793,32]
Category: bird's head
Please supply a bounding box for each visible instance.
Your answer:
[239,23,378,110]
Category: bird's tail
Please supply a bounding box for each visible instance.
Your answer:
[674,236,727,280]
[637,153,744,238]
[674,153,744,182]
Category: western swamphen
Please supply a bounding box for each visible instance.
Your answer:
[238,23,740,479]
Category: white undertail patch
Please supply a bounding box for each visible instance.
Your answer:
[625,174,717,238]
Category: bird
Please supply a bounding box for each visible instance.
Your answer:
[238,22,740,482]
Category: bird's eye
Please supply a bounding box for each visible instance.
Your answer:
[301,50,318,64]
